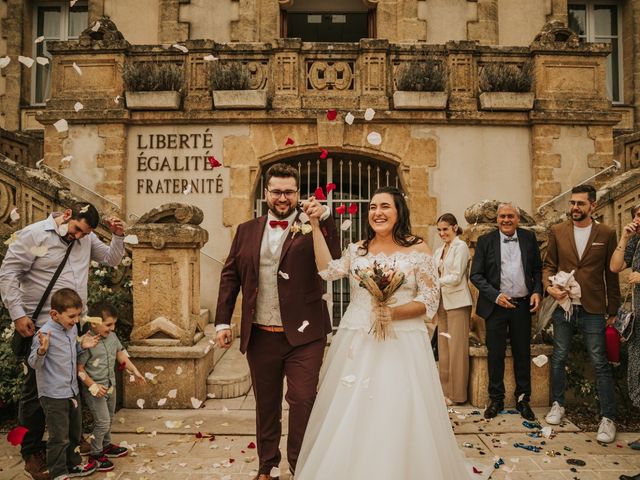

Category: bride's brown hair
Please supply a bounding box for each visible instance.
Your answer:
[359,186,423,256]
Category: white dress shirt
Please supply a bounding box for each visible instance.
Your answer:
[498,231,528,300]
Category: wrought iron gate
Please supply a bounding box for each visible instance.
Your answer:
[255,153,400,327]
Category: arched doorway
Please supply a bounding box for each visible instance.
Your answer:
[254,153,400,327]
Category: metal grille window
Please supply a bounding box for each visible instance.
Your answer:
[568,1,623,103]
[31,1,88,105]
[255,154,400,327]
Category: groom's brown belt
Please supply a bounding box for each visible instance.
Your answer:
[254,324,285,333]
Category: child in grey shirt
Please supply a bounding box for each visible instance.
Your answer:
[77,302,145,471]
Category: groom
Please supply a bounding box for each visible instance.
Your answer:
[215,163,341,479]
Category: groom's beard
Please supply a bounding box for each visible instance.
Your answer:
[268,202,296,219]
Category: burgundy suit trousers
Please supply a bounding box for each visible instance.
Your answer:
[246,325,325,475]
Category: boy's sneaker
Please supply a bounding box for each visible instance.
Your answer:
[102,443,128,458]
[89,455,114,472]
[545,401,565,425]
[596,417,617,443]
[67,459,97,477]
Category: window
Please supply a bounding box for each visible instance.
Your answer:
[31,1,88,105]
[568,1,623,103]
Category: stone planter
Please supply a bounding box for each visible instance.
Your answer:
[479,92,535,111]
[125,91,181,110]
[393,91,448,110]
[212,89,268,109]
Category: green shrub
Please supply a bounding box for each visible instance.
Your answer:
[479,61,532,93]
[123,60,184,92]
[395,60,447,92]
[210,61,251,91]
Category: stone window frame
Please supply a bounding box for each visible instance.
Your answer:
[568,0,624,103]
[29,0,88,106]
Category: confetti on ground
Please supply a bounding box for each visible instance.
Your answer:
[366,131,382,146]
[53,119,69,132]
[124,234,139,245]
[345,112,354,125]
[72,62,82,75]
[18,56,34,68]
[164,420,182,429]
[364,108,376,121]
[297,320,309,332]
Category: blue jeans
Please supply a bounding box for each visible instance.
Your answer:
[82,385,116,456]
[550,306,616,419]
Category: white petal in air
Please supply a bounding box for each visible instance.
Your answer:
[60,155,73,166]
[91,21,101,32]
[366,131,382,146]
[30,245,48,257]
[0,56,10,69]
[278,271,290,280]
[439,332,452,339]
[124,234,139,245]
[183,184,192,195]
[72,62,82,75]
[74,101,84,112]
[340,374,356,387]
[340,219,352,231]
[203,54,218,62]
[53,119,68,132]
[36,57,49,66]
[172,44,188,53]
[297,320,309,332]
[35,36,45,43]
[344,112,355,125]
[18,56,34,68]
[59,223,69,236]
[270,468,281,477]
[9,208,20,222]
[364,108,376,121]
[532,354,548,368]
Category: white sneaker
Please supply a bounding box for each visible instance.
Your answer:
[545,401,565,425]
[596,417,616,443]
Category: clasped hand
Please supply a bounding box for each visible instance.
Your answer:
[301,197,324,226]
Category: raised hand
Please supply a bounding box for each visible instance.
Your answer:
[302,196,323,226]
[37,331,50,355]
[106,216,125,236]
[80,332,99,350]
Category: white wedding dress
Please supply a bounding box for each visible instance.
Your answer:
[296,244,491,480]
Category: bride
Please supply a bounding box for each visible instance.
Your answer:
[296,187,489,479]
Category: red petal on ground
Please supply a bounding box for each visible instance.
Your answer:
[348,203,358,214]
[247,441,256,449]
[195,432,204,439]
[472,466,482,474]
[209,435,216,441]
[7,426,28,446]
[326,109,337,121]
[335,205,346,215]
[320,149,328,159]
[229,458,235,463]
[326,182,336,193]
[314,187,327,200]
[285,137,295,146]
[207,156,222,168]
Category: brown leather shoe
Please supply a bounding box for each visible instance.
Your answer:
[24,452,49,480]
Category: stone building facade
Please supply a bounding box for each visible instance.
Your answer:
[0,0,639,322]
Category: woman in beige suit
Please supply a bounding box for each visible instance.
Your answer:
[434,213,473,405]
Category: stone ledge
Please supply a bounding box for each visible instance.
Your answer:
[207,341,251,399]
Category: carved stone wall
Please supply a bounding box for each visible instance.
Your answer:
[467,0,498,45]
[0,0,22,131]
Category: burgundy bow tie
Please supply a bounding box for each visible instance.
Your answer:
[269,220,288,230]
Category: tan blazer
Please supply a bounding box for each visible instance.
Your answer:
[542,220,620,316]
[434,236,473,310]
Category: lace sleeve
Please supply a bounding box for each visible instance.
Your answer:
[318,245,352,281]
[413,254,441,321]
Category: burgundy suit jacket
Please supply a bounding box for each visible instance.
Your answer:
[214,211,342,353]
[542,220,620,316]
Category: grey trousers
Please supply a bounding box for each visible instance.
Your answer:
[39,395,82,479]
[81,384,116,456]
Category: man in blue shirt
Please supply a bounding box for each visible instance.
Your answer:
[29,288,99,480]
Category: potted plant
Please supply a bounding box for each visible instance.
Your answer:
[123,61,184,110]
[210,61,267,109]
[393,60,448,110]
[478,62,534,111]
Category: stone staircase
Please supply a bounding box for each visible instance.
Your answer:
[204,322,252,399]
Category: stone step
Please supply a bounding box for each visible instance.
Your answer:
[206,338,251,399]
[200,308,210,324]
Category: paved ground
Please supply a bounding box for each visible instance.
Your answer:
[2,390,639,479]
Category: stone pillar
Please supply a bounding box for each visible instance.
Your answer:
[123,203,213,409]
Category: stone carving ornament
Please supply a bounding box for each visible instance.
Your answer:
[307,61,354,91]
[533,21,580,47]
[79,16,126,47]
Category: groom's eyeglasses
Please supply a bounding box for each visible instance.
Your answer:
[267,189,298,199]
